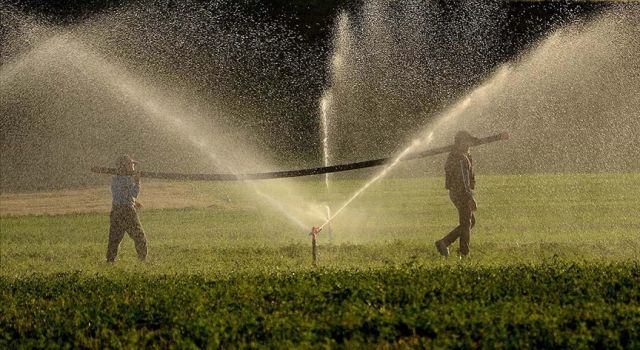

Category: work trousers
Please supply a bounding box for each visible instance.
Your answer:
[107,205,147,262]
[441,191,476,256]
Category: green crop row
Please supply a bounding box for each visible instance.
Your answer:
[2,262,638,349]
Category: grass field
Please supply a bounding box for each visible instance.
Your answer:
[1,173,639,348]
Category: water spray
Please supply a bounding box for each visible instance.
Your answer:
[324,204,333,243]
[320,93,334,242]
[316,131,510,230]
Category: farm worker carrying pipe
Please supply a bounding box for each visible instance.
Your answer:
[435,131,509,258]
[107,154,148,263]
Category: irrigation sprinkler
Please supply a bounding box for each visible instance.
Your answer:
[90,132,510,180]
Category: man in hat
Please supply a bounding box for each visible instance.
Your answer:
[107,154,147,262]
[435,131,478,258]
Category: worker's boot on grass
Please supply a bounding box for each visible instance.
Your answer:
[435,240,449,257]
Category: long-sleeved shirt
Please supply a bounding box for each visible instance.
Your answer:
[111,175,140,207]
[445,151,475,195]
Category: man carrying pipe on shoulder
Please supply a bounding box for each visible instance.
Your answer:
[106,154,148,263]
[435,131,478,258]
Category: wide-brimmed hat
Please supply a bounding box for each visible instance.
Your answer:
[116,154,139,168]
[454,130,478,146]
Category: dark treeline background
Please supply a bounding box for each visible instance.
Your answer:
[8,0,609,62]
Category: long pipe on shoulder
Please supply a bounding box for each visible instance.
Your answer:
[91,132,509,181]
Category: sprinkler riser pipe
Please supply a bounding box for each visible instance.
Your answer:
[309,226,322,266]
[311,236,318,266]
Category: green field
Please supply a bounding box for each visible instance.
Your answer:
[1,174,639,348]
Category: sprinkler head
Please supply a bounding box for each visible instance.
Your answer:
[310,226,322,238]
[500,131,510,140]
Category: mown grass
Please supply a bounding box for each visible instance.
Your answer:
[2,173,638,274]
[1,173,639,348]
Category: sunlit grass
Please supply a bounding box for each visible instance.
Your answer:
[1,173,638,276]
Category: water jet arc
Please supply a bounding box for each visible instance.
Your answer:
[91,132,509,181]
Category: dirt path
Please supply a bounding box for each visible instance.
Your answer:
[0,181,226,217]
